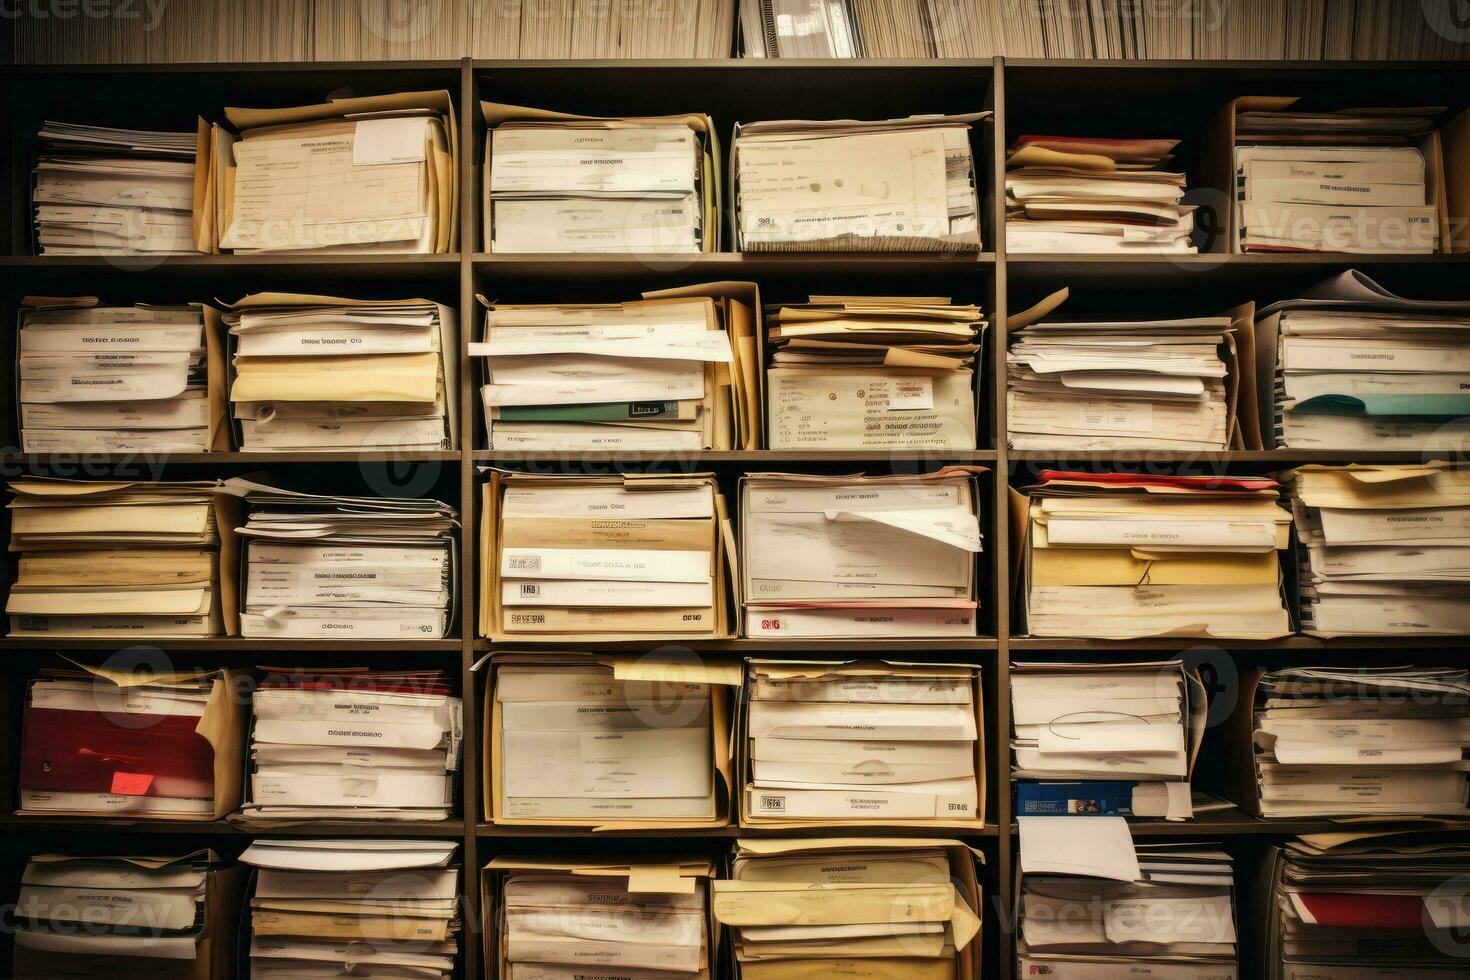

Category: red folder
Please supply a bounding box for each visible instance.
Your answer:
[20,707,214,799]
[1037,470,1279,492]
[1294,892,1425,929]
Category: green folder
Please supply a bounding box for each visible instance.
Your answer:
[496,402,682,423]
[1294,393,1470,418]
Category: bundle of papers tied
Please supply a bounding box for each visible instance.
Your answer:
[242,839,460,979]
[740,471,984,639]
[766,295,984,451]
[1005,134,1196,253]
[734,112,986,251]
[484,102,717,253]
[1020,470,1292,640]
[225,292,458,451]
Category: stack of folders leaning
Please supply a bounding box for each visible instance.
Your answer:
[12,851,241,980]
[487,858,716,980]
[1235,666,1470,819]
[488,653,737,827]
[740,470,984,638]
[483,472,731,639]
[242,667,461,823]
[1010,661,1205,821]
[236,483,458,639]
[764,295,984,451]
[740,660,983,827]
[472,286,760,452]
[1018,817,1238,979]
[243,839,460,980]
[1262,829,1470,980]
[1019,470,1293,639]
[1284,462,1470,636]
[18,664,244,820]
[1006,286,1253,452]
[224,292,458,451]
[32,119,202,255]
[733,112,987,251]
[483,102,718,253]
[1257,269,1470,450]
[713,838,984,980]
[1004,135,1196,253]
[209,91,457,254]
[1232,100,1442,254]
[5,477,235,638]
[18,298,224,454]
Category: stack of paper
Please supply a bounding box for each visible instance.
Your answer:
[1264,830,1470,980]
[1242,666,1470,818]
[1257,270,1470,450]
[734,112,987,251]
[1005,135,1196,253]
[765,295,984,450]
[1007,287,1248,451]
[236,483,457,639]
[740,470,984,638]
[472,287,759,451]
[739,0,865,56]
[1018,817,1238,977]
[5,477,234,638]
[1234,104,1442,253]
[486,472,728,638]
[223,292,458,451]
[473,1,735,57]
[1020,470,1293,639]
[13,851,238,978]
[18,298,221,454]
[1010,661,1205,821]
[484,103,717,253]
[242,668,461,822]
[492,657,732,825]
[242,839,459,980]
[487,858,716,980]
[1284,462,1470,636]
[210,91,457,254]
[17,664,244,819]
[714,837,984,977]
[32,119,201,255]
[741,660,983,825]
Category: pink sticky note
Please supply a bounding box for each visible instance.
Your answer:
[110,771,155,796]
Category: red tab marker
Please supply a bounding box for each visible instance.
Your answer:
[111,771,155,796]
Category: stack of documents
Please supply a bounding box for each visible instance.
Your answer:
[714,837,984,978]
[18,663,244,819]
[13,851,238,978]
[1257,269,1470,450]
[484,102,717,253]
[484,472,730,638]
[1238,666,1470,818]
[1233,103,1442,253]
[472,286,759,451]
[1019,470,1293,639]
[242,667,461,822]
[741,660,983,826]
[487,858,716,980]
[243,839,459,979]
[1007,286,1251,451]
[765,295,984,450]
[1284,462,1470,636]
[1010,661,1206,821]
[474,0,734,57]
[32,119,201,255]
[1005,135,1196,253]
[5,477,235,638]
[489,654,735,827]
[18,297,222,454]
[1264,829,1470,980]
[740,470,984,638]
[223,292,457,451]
[734,112,987,251]
[236,483,458,639]
[1018,817,1238,978]
[210,91,457,254]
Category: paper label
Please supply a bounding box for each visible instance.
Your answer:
[353,117,428,166]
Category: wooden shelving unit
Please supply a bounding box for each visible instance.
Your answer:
[1,56,1468,980]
